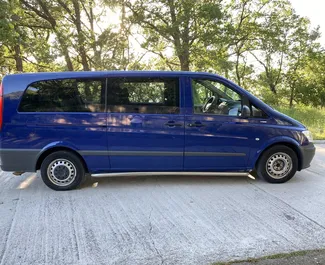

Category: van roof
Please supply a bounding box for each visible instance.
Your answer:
[7,71,216,77]
[2,71,231,96]
[6,70,220,79]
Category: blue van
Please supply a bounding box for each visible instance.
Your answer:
[0,71,315,190]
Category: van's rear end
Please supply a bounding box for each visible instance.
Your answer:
[0,72,110,191]
[0,80,4,169]
[0,75,41,174]
[0,75,26,173]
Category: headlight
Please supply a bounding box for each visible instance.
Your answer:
[302,130,313,143]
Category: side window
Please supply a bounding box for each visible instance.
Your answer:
[19,79,105,112]
[192,79,242,116]
[107,77,180,114]
[251,104,268,118]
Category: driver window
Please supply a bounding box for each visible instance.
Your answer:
[191,79,242,116]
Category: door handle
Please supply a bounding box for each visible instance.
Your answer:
[165,121,182,127]
[188,122,205,128]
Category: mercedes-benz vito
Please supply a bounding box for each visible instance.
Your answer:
[0,71,315,190]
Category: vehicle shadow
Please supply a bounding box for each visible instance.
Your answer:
[11,170,311,192]
[12,171,263,191]
[80,174,258,190]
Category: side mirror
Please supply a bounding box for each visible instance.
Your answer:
[241,105,251,118]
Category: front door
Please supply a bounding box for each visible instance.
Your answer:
[106,75,184,171]
[184,77,251,171]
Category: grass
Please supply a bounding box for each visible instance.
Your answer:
[275,105,325,140]
[213,249,325,265]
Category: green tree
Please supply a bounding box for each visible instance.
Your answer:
[20,0,74,70]
[125,0,224,71]
[290,50,325,107]
[249,0,296,94]
[0,0,25,72]
[285,23,320,107]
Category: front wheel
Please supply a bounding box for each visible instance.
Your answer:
[40,151,85,191]
[257,145,298,183]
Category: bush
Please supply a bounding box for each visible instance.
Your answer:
[275,105,325,140]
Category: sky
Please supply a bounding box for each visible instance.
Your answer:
[290,0,325,45]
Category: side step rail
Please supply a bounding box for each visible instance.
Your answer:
[91,172,255,179]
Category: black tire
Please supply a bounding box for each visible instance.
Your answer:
[40,151,85,191]
[256,145,298,183]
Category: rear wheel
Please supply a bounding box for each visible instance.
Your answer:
[257,145,298,183]
[40,151,85,190]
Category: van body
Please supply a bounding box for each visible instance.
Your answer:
[0,71,315,190]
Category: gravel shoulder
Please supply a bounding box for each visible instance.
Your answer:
[214,249,325,265]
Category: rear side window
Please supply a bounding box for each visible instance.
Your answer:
[19,79,105,112]
[106,77,180,114]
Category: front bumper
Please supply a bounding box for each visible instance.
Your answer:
[300,142,316,170]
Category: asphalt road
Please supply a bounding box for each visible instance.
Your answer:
[0,145,324,265]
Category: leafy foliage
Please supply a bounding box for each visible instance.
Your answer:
[276,105,325,140]
[0,0,324,109]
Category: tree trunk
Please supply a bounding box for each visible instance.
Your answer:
[84,0,99,69]
[289,86,295,108]
[55,30,74,71]
[235,55,241,87]
[13,44,23,72]
[63,49,74,71]
[72,0,90,71]
[120,2,129,70]
[179,53,190,71]
[168,0,190,71]
[269,83,277,94]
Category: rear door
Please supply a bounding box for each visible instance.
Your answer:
[184,76,251,171]
[106,75,185,171]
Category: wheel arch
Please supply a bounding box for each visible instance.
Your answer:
[35,146,89,173]
[253,140,303,171]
